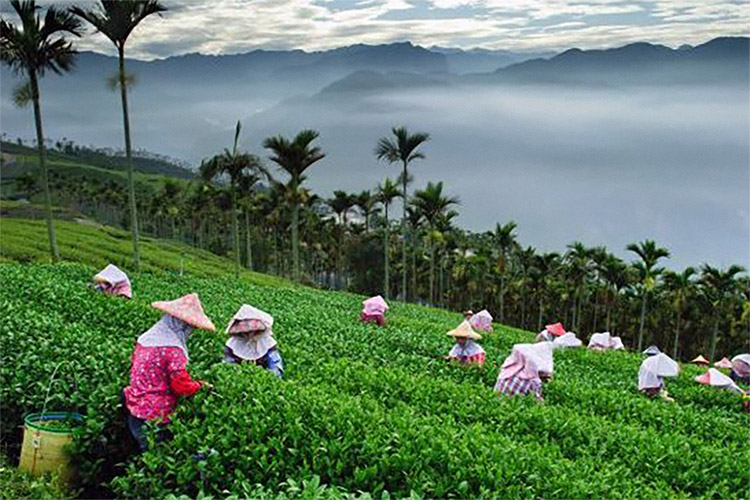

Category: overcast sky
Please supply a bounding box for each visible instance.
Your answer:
[5,0,748,59]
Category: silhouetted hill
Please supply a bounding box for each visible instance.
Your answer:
[319,70,448,94]
[430,46,553,73]
[486,36,749,85]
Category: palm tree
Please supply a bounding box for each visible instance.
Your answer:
[434,210,458,307]
[200,122,264,278]
[375,126,430,301]
[494,221,518,323]
[516,245,537,329]
[664,267,696,359]
[531,252,560,332]
[264,130,325,282]
[1,0,83,261]
[700,264,745,360]
[237,165,269,271]
[627,239,670,351]
[71,0,166,272]
[601,254,628,332]
[566,242,592,331]
[413,182,459,304]
[355,190,379,233]
[377,178,400,299]
[328,190,356,287]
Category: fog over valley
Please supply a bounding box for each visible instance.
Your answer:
[1,40,747,269]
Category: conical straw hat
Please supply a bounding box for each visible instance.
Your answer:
[695,368,738,389]
[152,293,216,331]
[545,322,566,337]
[714,357,733,369]
[94,264,129,285]
[692,355,709,365]
[447,320,482,340]
[225,304,274,334]
[363,295,389,313]
[642,345,661,356]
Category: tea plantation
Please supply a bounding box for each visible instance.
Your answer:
[0,221,748,499]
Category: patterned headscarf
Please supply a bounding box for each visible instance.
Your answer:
[448,339,485,359]
[226,331,277,361]
[137,315,193,359]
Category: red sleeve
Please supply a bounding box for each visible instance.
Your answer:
[471,352,486,365]
[169,369,201,397]
[165,348,201,397]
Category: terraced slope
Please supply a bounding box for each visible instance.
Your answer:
[1,261,747,499]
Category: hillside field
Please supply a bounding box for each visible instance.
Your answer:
[0,219,748,499]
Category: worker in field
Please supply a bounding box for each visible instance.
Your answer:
[92,264,132,298]
[123,294,215,452]
[469,309,493,333]
[445,320,485,365]
[495,344,548,401]
[361,295,389,326]
[224,304,284,378]
[730,354,750,386]
[638,353,679,402]
[535,322,565,343]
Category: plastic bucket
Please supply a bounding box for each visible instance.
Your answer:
[18,412,83,484]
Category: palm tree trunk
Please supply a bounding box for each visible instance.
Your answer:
[230,189,240,279]
[709,314,719,361]
[591,291,599,332]
[292,199,300,282]
[537,293,544,332]
[119,46,141,272]
[273,227,279,275]
[384,204,390,299]
[672,310,682,360]
[401,161,408,301]
[571,295,577,331]
[637,291,648,351]
[411,237,417,302]
[245,209,253,270]
[30,72,59,262]
[438,255,444,307]
[429,234,435,304]
[499,274,505,323]
[198,216,205,249]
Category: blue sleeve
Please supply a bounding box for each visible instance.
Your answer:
[267,349,284,378]
[223,346,238,364]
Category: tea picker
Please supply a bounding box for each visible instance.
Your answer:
[468,309,493,333]
[638,353,680,402]
[444,320,486,365]
[536,322,566,343]
[361,295,389,326]
[92,264,132,298]
[495,343,551,402]
[730,354,750,386]
[123,294,216,452]
[224,304,284,378]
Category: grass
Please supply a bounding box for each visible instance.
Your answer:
[2,154,192,192]
[0,217,288,287]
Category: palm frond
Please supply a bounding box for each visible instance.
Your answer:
[106,70,136,90]
[12,79,32,107]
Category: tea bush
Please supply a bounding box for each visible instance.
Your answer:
[0,263,747,499]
